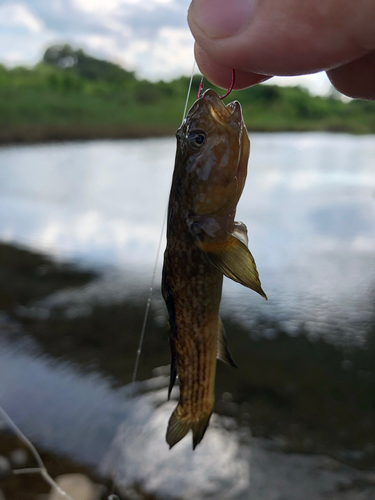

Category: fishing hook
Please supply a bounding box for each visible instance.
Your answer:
[198,69,236,100]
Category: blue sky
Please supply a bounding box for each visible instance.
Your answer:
[0,0,332,94]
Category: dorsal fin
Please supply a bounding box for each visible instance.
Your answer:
[217,318,238,368]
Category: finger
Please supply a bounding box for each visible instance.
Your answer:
[194,43,271,89]
[188,0,375,77]
[327,51,375,100]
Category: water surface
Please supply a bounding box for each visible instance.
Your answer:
[0,134,375,499]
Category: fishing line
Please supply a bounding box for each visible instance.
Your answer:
[131,59,197,395]
[113,60,197,499]
[182,60,196,121]
[110,222,167,498]
[130,206,167,396]
[0,405,75,500]
[0,58,198,500]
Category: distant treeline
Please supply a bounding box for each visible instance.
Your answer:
[1,44,375,143]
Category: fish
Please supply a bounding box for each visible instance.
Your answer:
[162,88,267,450]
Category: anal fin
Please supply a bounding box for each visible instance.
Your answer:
[217,318,238,368]
[168,356,177,400]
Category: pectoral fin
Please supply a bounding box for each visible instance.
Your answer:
[195,229,267,300]
[232,221,248,246]
[217,318,237,368]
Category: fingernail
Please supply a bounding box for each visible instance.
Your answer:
[189,0,255,39]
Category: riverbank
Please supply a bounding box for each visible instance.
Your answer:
[1,118,372,146]
[0,124,175,145]
[1,45,375,145]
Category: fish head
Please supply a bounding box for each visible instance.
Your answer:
[176,88,250,217]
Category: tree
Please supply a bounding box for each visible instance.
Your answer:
[43,44,136,83]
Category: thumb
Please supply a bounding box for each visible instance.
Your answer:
[188,0,375,81]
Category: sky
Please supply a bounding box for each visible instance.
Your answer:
[0,0,332,95]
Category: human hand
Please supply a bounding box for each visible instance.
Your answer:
[188,0,375,99]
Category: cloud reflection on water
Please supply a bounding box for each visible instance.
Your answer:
[102,396,251,500]
[1,331,371,500]
[1,133,375,347]
[1,134,375,499]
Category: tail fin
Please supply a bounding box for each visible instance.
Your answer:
[191,413,212,449]
[166,405,212,450]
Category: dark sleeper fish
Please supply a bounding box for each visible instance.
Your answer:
[162,88,267,450]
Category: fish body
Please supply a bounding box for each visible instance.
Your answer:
[162,89,266,449]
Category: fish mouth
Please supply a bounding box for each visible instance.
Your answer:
[200,89,232,123]
[210,99,242,127]
[201,89,239,113]
[208,94,240,125]
[187,88,243,128]
[226,101,240,115]
[210,105,228,125]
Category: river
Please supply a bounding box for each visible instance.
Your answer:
[0,134,374,499]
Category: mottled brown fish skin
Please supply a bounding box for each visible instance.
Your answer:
[163,227,223,449]
[162,89,262,449]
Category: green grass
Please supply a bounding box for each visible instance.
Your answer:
[1,47,375,143]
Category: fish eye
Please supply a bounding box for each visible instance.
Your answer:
[188,131,206,149]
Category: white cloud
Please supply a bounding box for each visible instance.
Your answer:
[0,3,44,33]
[0,0,334,94]
[125,27,194,80]
[267,72,333,96]
[0,31,53,67]
[73,0,124,14]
